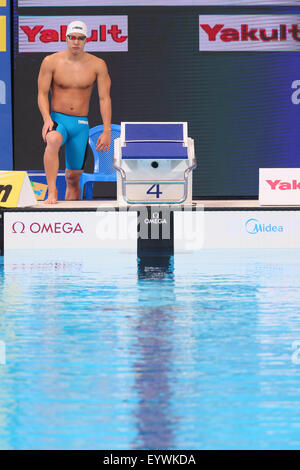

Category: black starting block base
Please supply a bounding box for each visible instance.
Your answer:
[137,207,174,258]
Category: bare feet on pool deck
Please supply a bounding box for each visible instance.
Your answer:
[45,190,58,204]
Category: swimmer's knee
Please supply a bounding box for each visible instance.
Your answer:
[46,131,62,150]
[65,169,82,187]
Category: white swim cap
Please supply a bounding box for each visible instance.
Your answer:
[66,21,88,37]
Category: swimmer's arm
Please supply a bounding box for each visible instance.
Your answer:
[38,56,53,121]
[38,56,54,140]
[96,59,112,152]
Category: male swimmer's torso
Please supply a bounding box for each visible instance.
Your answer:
[50,50,97,116]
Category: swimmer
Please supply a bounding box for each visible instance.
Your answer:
[37,20,112,204]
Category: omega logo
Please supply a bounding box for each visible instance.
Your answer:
[12,221,84,234]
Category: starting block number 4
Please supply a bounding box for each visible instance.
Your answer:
[125,181,185,203]
[146,184,163,199]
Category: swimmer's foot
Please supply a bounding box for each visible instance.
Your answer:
[45,189,58,204]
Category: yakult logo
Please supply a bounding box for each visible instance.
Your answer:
[199,15,300,51]
[266,179,300,190]
[19,16,128,52]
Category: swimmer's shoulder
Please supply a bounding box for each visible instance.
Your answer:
[85,53,109,74]
[41,51,65,70]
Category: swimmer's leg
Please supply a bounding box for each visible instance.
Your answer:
[64,121,89,201]
[65,169,82,200]
[44,130,63,204]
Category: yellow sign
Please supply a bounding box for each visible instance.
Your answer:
[0,1,6,7]
[0,171,37,207]
[30,181,48,201]
[0,16,6,52]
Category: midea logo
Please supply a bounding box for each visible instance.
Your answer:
[245,218,284,234]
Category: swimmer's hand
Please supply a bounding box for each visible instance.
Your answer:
[96,129,111,153]
[42,117,54,142]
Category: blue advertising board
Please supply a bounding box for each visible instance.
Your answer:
[0,0,13,170]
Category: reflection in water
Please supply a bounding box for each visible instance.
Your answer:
[2,250,300,449]
[137,256,174,281]
[134,256,176,449]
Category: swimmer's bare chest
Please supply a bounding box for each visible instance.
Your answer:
[51,60,97,116]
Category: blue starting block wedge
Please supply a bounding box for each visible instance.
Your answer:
[113,122,197,205]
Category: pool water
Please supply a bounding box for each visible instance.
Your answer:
[1,248,300,450]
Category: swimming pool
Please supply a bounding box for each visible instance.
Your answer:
[0,248,300,450]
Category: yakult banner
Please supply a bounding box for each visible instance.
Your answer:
[0,0,13,170]
[19,16,128,52]
[17,0,300,6]
[259,168,300,205]
[199,15,300,51]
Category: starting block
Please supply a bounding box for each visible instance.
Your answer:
[113,122,197,205]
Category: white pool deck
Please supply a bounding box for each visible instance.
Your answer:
[31,199,293,210]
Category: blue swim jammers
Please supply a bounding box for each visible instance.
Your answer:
[50,111,89,170]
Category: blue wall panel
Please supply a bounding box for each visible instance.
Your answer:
[0,0,13,170]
